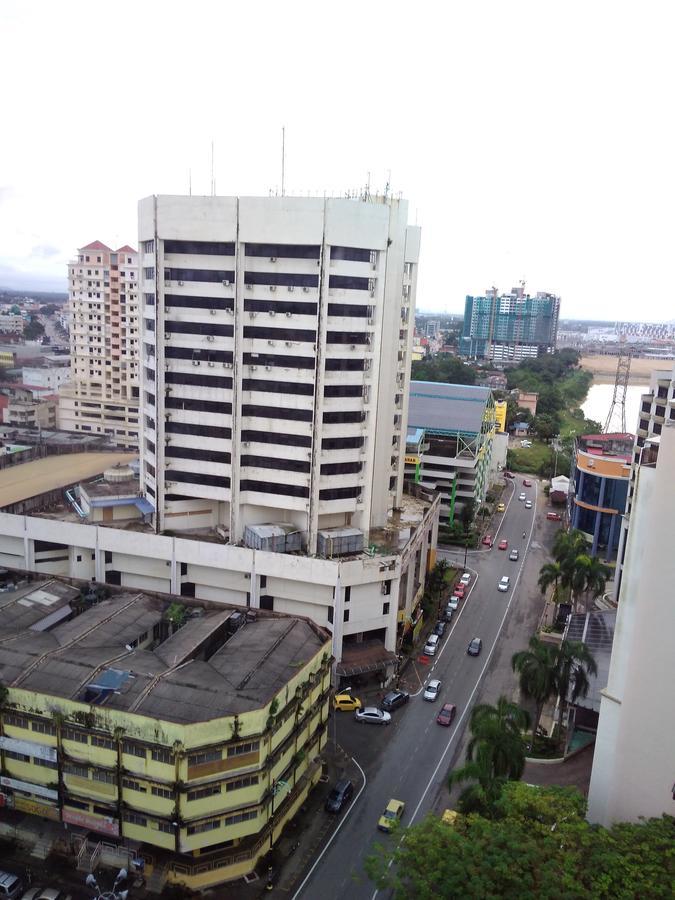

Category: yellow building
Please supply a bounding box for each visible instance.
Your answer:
[494,400,507,433]
[0,591,331,890]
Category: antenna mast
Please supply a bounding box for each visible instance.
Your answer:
[281,126,286,197]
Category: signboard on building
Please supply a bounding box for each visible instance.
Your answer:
[14,796,59,821]
[404,455,420,465]
[62,807,120,837]
[0,776,58,800]
[0,736,57,762]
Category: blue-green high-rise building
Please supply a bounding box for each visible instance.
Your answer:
[459,286,560,363]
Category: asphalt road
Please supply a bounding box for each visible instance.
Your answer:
[295,478,543,900]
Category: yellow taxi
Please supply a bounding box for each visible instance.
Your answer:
[497,502,506,513]
[333,692,362,712]
[378,798,405,832]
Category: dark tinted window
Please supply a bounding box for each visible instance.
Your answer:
[165,294,234,311]
[240,480,309,498]
[241,430,311,447]
[165,321,233,337]
[167,422,231,439]
[241,455,310,473]
[329,275,370,291]
[245,243,320,259]
[165,268,234,283]
[165,470,230,488]
[244,271,319,287]
[330,247,372,262]
[165,372,233,389]
[319,486,361,500]
[166,397,232,413]
[243,378,314,396]
[164,240,235,255]
[242,404,313,422]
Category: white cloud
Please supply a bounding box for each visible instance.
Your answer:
[0,0,673,318]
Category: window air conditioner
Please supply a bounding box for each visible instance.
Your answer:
[210,308,217,315]
[224,362,233,368]
[285,341,292,347]
[192,360,200,366]
[250,365,257,370]
[206,335,215,342]
[286,311,292,317]
[268,340,275,346]
[242,441,250,446]
[288,286,294,292]
[246,283,253,290]
[269,310,276,316]
[208,361,215,367]
[350,344,356,350]
[178,280,184,286]
[303,286,310,293]
[368,318,374,325]
[250,312,257,318]
[164,333,170,340]
[223,280,230,286]
[270,257,277,262]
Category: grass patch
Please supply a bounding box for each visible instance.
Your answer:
[507,440,551,473]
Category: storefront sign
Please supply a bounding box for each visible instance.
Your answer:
[404,455,420,465]
[62,807,120,836]
[14,796,60,821]
[0,736,57,762]
[0,776,58,800]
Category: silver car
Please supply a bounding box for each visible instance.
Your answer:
[354,707,391,725]
[498,576,511,592]
[509,548,519,561]
[423,679,442,701]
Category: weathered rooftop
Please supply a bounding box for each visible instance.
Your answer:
[408,381,492,435]
[0,590,328,724]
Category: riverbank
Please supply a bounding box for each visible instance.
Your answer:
[580,354,672,385]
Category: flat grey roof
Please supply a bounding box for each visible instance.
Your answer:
[565,610,615,713]
[0,591,327,724]
[408,381,492,435]
[0,580,80,635]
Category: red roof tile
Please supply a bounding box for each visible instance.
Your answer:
[116,245,137,254]
[80,240,111,252]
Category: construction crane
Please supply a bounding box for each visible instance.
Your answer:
[603,336,633,433]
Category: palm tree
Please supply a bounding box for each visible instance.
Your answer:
[552,528,587,565]
[512,637,558,749]
[577,555,611,613]
[448,753,507,816]
[556,639,597,725]
[537,561,565,604]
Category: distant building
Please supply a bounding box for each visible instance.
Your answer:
[0,350,15,369]
[59,241,140,448]
[4,396,57,430]
[0,314,24,335]
[587,424,675,826]
[570,433,632,559]
[460,286,560,363]
[515,389,538,416]
[405,381,496,522]
[22,364,72,392]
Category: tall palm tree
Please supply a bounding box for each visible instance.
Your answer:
[538,561,565,603]
[578,555,611,613]
[556,639,597,724]
[470,696,530,741]
[512,637,558,748]
[448,753,507,816]
[552,528,587,565]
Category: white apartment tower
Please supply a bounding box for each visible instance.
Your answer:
[59,241,140,446]
[139,195,420,551]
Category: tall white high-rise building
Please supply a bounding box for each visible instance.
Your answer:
[139,195,420,551]
[59,241,140,446]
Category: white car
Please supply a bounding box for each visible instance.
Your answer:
[518,492,526,501]
[459,572,471,586]
[498,576,511,592]
[354,707,391,725]
[520,440,532,448]
[525,500,533,509]
[423,679,442,701]
[447,595,460,611]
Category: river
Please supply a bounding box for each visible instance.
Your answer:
[581,383,645,433]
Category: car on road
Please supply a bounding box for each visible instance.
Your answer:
[21,891,71,900]
[378,798,405,832]
[453,583,466,599]
[354,707,391,725]
[0,871,23,900]
[436,703,457,726]
[496,502,505,513]
[498,576,511,592]
[325,779,354,813]
[423,679,442,701]
[432,620,446,637]
[481,534,493,547]
[498,539,508,550]
[459,572,471,586]
[523,479,533,487]
[504,470,515,479]
[423,634,440,656]
[518,492,526,501]
[381,689,410,711]
[525,500,533,509]
[509,548,519,561]
[334,692,362,711]
[447,595,460,612]
[546,511,562,521]
[467,637,482,656]
[443,604,454,622]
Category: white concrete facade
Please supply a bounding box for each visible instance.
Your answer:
[587,423,675,826]
[22,366,72,391]
[59,242,140,448]
[138,196,420,552]
[0,495,439,663]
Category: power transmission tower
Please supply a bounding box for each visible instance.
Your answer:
[603,343,633,433]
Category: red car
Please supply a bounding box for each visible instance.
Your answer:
[523,479,533,487]
[481,534,493,548]
[498,539,508,550]
[546,511,562,521]
[436,703,457,727]
[453,583,466,599]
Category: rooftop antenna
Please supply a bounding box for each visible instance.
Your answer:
[281,126,286,197]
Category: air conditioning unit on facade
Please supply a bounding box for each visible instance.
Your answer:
[208,361,215,367]
[286,311,292,317]
[285,341,292,347]
[164,333,170,340]
[270,257,277,262]
[242,441,250,446]
[246,283,253,290]
[265,365,272,370]
[192,360,200,366]
[367,318,374,325]
[270,285,277,292]
[207,335,215,342]
[269,310,276,316]
[288,286,294,292]
[224,362,232,368]
[250,365,258,370]
[178,280,184,286]
[223,280,230,286]
[303,286,310,292]
[250,312,257,318]
[210,308,217,315]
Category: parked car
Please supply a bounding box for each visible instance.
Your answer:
[378,799,405,832]
[0,871,23,900]
[498,576,511,592]
[509,548,519,561]
[496,502,505,513]
[443,604,454,622]
[432,620,446,637]
[436,703,457,726]
[21,891,71,900]
[523,479,533,487]
[453,583,465,599]
[546,511,562,521]
[525,500,533,509]
[381,689,410,711]
[333,692,362,711]
[518,492,526,501]
[325,779,354,813]
[354,707,391,725]
[423,679,442,701]
[498,539,508,550]
[504,470,515,479]
[447,595,460,612]
[481,534,493,547]
[423,634,440,656]
[520,440,532,448]
[467,637,482,656]
[459,572,471,586]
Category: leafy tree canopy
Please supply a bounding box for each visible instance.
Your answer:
[411,353,477,386]
[366,784,674,899]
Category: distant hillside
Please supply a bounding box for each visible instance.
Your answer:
[0,288,68,304]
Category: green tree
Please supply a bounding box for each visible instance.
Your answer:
[511,637,558,748]
[411,353,477,385]
[555,639,597,724]
[537,561,566,603]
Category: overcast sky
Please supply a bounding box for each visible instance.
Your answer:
[1,1,673,321]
